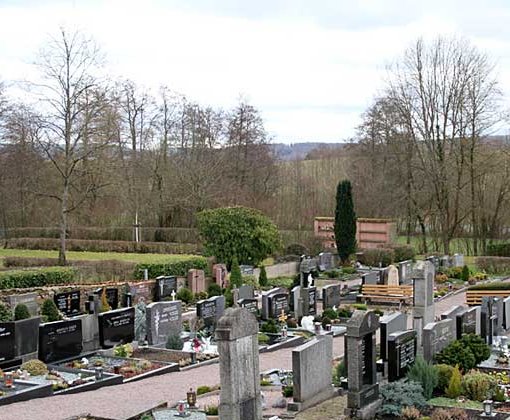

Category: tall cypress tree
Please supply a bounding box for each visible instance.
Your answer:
[334,180,357,264]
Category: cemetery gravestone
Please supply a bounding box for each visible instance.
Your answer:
[154,276,177,301]
[386,265,399,286]
[7,293,38,317]
[98,307,135,349]
[361,272,379,285]
[239,265,255,276]
[38,319,83,363]
[440,305,465,339]
[456,306,480,339]
[345,310,381,419]
[290,285,300,315]
[105,288,119,310]
[238,298,258,315]
[13,316,41,359]
[504,297,510,330]
[0,323,15,362]
[412,260,435,350]
[387,330,417,382]
[54,290,81,317]
[303,287,317,316]
[261,288,288,320]
[268,292,289,319]
[494,297,504,335]
[379,312,407,362]
[129,282,152,304]
[197,296,225,328]
[215,308,261,420]
[422,318,454,362]
[318,252,333,271]
[453,254,464,267]
[398,260,413,285]
[289,335,335,411]
[213,264,228,288]
[238,285,255,301]
[322,284,341,309]
[146,301,182,345]
[188,269,206,294]
[481,297,495,344]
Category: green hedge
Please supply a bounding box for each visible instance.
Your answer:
[134,257,209,279]
[5,237,200,254]
[389,245,416,262]
[0,267,77,289]
[476,257,510,275]
[468,281,510,291]
[357,248,395,267]
[487,243,510,257]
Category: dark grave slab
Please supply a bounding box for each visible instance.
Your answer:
[440,305,465,339]
[0,380,52,406]
[105,288,119,310]
[456,306,479,340]
[14,316,41,357]
[240,265,255,275]
[0,322,15,362]
[38,319,83,363]
[379,312,407,362]
[7,293,38,317]
[154,276,177,301]
[388,330,417,381]
[504,297,510,330]
[322,284,341,309]
[196,296,225,327]
[268,292,289,319]
[238,298,258,315]
[422,318,454,362]
[481,297,495,344]
[54,290,81,316]
[98,307,135,349]
[146,301,182,345]
[304,287,317,316]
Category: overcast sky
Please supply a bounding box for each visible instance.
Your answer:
[1,0,510,143]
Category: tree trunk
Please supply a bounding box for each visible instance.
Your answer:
[58,181,69,266]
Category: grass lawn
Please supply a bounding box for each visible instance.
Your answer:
[428,397,483,410]
[0,248,201,265]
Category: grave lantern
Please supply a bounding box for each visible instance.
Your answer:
[186,388,197,408]
[482,399,494,417]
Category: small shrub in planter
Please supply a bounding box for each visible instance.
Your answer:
[337,307,352,318]
[204,405,218,415]
[325,269,342,278]
[460,334,491,365]
[352,303,367,311]
[197,385,212,396]
[436,340,476,371]
[0,303,12,322]
[462,370,497,402]
[176,287,194,304]
[378,380,427,417]
[406,356,438,399]
[445,365,462,398]
[286,318,298,328]
[259,266,268,287]
[461,265,470,282]
[321,316,331,329]
[341,266,357,275]
[260,320,278,334]
[41,299,61,322]
[207,283,222,297]
[14,304,31,321]
[166,334,184,350]
[282,385,293,397]
[258,333,269,344]
[322,308,338,320]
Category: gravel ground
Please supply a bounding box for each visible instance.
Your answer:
[0,283,471,420]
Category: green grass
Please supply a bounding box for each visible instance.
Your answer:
[0,248,200,264]
[428,397,483,410]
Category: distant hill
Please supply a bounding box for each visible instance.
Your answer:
[270,142,348,161]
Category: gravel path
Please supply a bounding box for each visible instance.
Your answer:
[0,286,477,420]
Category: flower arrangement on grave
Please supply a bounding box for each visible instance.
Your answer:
[21,359,48,376]
[113,343,133,358]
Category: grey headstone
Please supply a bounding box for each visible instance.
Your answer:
[379,312,407,362]
[215,308,261,420]
[398,260,413,285]
[322,284,341,309]
[494,297,504,335]
[7,293,38,317]
[440,305,465,339]
[146,301,182,345]
[455,306,480,340]
[238,285,255,300]
[422,318,454,362]
[504,297,510,330]
[238,298,258,315]
[134,301,147,341]
[453,254,464,267]
[412,260,435,348]
[197,295,225,328]
[362,272,379,285]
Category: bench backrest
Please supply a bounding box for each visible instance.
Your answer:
[465,290,510,306]
[361,284,414,297]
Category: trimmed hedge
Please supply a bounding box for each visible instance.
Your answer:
[5,237,200,254]
[389,245,416,262]
[476,257,510,275]
[0,267,76,289]
[134,257,209,279]
[357,248,395,267]
[487,243,510,257]
[468,281,510,291]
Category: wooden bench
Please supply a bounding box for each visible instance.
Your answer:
[360,285,414,308]
[465,290,510,306]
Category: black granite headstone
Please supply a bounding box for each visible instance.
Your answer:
[98,307,135,349]
[38,319,83,363]
[154,276,177,301]
[105,288,119,310]
[196,296,225,327]
[54,290,81,316]
[388,330,417,381]
[238,298,258,315]
[0,323,15,362]
[305,287,317,315]
[268,293,289,319]
[456,307,478,340]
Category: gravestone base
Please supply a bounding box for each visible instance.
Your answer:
[287,386,337,412]
[345,398,382,420]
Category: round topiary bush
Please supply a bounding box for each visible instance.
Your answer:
[207,283,222,297]
[41,298,61,322]
[176,287,193,304]
[14,304,31,321]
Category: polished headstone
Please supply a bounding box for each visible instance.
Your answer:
[98,307,135,349]
[54,290,81,316]
[38,319,83,363]
[388,330,417,382]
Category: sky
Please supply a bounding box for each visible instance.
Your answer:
[0,0,510,143]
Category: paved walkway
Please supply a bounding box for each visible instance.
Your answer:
[0,287,472,420]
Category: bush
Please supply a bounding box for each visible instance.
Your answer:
[165,334,183,350]
[113,343,133,358]
[494,386,506,402]
[284,243,308,256]
[444,266,463,279]
[436,340,476,371]
[204,405,218,415]
[196,385,211,396]
[435,364,455,392]
[259,266,268,288]
[100,288,112,313]
[390,245,416,262]
[134,257,209,280]
[445,365,462,399]
[14,304,31,321]
[196,206,282,266]
[321,316,331,329]
[260,319,278,334]
[406,356,438,399]
[0,267,76,289]
[337,307,352,318]
[341,266,357,275]
[379,380,427,417]
[357,248,395,267]
[462,370,497,402]
[460,334,490,365]
[21,359,48,376]
[207,283,222,297]
[5,237,200,254]
[401,406,421,420]
[352,303,367,311]
[229,256,242,288]
[461,265,470,282]
[332,361,346,386]
[258,333,269,344]
[487,242,510,257]
[41,298,61,322]
[241,275,258,288]
[475,257,510,275]
[0,303,12,322]
[469,281,510,290]
[282,385,293,398]
[431,408,468,420]
[322,308,338,320]
[176,288,194,304]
